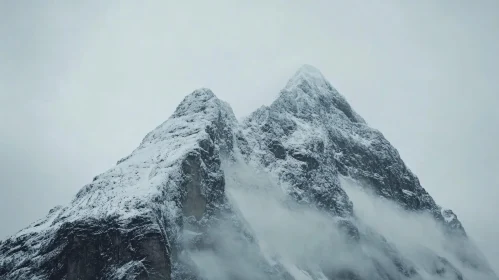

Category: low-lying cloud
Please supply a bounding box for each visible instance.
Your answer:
[182,162,496,280]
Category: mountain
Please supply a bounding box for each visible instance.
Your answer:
[0,65,496,280]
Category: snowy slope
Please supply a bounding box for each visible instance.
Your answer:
[0,67,496,280]
[237,65,495,279]
[0,89,238,279]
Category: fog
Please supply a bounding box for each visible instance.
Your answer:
[180,162,495,279]
[341,177,495,279]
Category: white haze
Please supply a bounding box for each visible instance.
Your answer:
[183,161,496,279]
[341,177,494,280]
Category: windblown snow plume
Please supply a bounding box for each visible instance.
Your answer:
[0,65,496,280]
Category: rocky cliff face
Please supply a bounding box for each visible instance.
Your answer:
[0,66,496,280]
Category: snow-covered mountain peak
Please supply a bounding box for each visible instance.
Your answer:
[284,64,331,92]
[140,88,237,148]
[171,87,236,124]
[293,64,324,77]
[172,88,218,117]
[275,65,366,124]
[1,68,496,280]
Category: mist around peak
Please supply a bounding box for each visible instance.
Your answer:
[182,161,496,280]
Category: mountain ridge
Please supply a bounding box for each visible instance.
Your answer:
[0,65,495,280]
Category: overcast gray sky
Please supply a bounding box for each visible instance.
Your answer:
[1,0,498,272]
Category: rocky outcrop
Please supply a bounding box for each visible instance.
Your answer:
[0,89,237,279]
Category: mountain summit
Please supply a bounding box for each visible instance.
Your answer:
[0,65,496,280]
[284,64,330,90]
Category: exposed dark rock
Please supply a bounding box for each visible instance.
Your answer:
[268,140,287,160]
